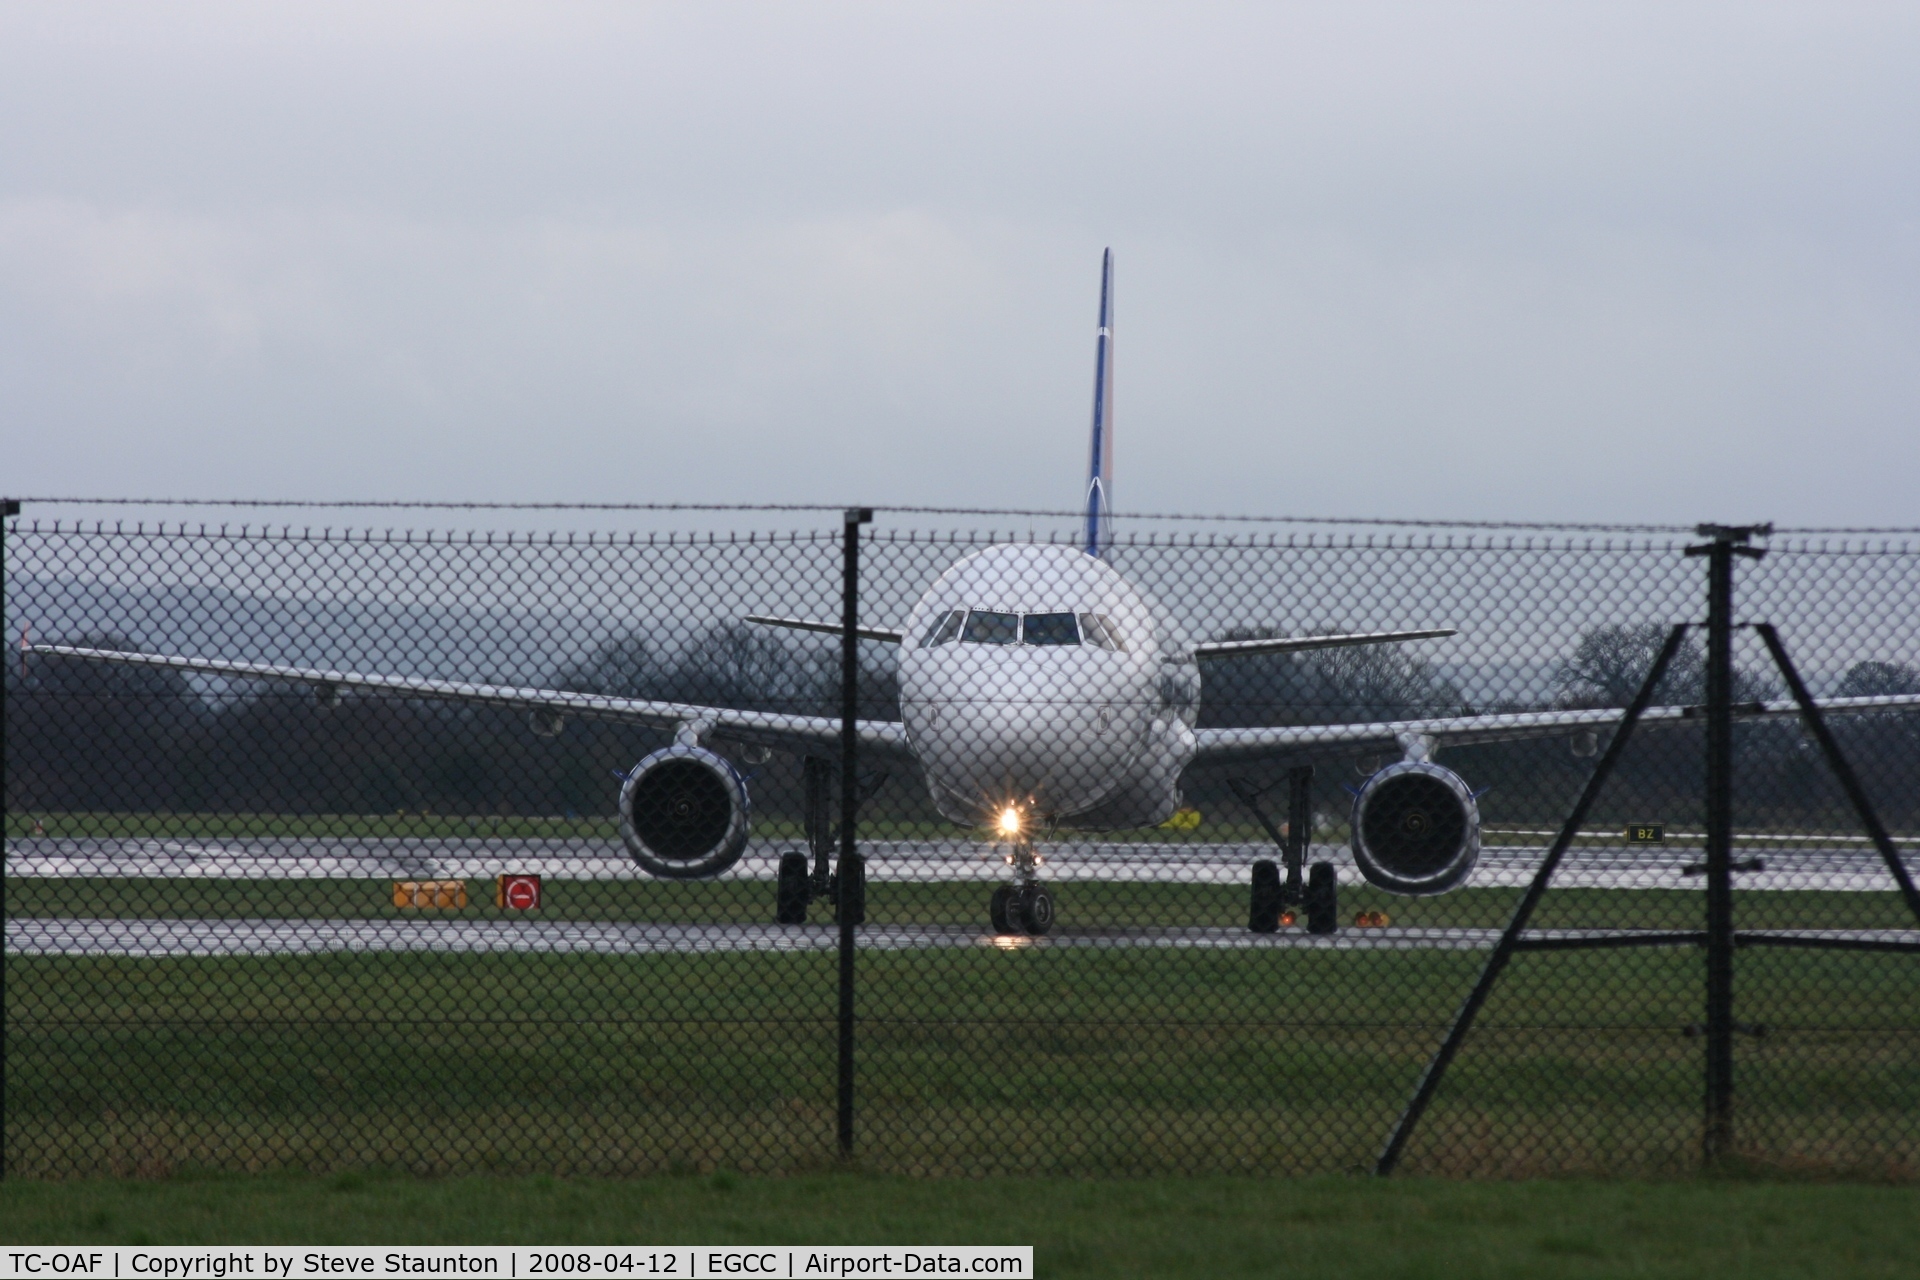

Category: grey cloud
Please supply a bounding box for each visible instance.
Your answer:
[2,2,1917,525]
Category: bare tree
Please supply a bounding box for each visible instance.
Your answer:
[671,621,828,712]
[1555,621,1776,709]
[1199,626,1461,728]
[8,634,197,810]
[1836,660,1920,699]
[1555,623,1702,707]
[1830,659,1920,752]
[554,634,659,696]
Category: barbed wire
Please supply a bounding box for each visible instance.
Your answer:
[1770,527,1920,535]
[12,495,1917,535]
[3,496,1696,534]
[11,497,855,514]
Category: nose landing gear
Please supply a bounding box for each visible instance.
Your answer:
[990,839,1055,936]
[990,883,1055,934]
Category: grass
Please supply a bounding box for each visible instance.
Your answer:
[2,1171,1919,1277]
[6,943,1916,1180]
[8,818,1916,1184]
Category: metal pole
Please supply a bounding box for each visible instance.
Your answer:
[1686,524,1764,1165]
[1376,624,1691,1175]
[1703,537,1736,1163]
[0,498,16,1181]
[836,507,871,1160]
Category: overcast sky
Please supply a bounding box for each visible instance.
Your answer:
[3,3,1916,528]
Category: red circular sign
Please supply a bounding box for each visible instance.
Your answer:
[505,877,539,910]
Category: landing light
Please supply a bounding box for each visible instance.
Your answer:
[998,806,1023,837]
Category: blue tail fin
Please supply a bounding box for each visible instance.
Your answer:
[1084,248,1115,558]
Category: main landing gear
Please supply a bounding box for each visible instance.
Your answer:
[774,757,873,926]
[1235,765,1339,935]
[775,846,868,926]
[989,839,1055,936]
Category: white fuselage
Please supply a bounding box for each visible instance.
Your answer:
[896,544,1200,831]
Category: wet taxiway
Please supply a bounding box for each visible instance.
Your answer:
[7,834,1915,893]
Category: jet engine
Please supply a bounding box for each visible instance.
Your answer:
[1349,760,1481,896]
[618,745,751,879]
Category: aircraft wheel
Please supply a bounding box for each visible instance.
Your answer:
[1248,859,1282,933]
[833,855,866,926]
[775,852,810,924]
[1305,861,1338,935]
[1017,885,1055,936]
[990,885,1017,934]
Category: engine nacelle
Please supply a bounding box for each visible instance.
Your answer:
[1349,760,1481,896]
[618,745,751,879]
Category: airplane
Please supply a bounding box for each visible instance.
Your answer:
[32,249,1920,937]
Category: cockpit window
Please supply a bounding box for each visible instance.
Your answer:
[961,611,1020,645]
[919,609,966,648]
[1079,612,1127,652]
[1022,613,1080,646]
[936,610,1118,648]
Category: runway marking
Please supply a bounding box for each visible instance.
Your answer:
[1488,828,1913,845]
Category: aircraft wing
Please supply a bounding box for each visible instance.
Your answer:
[1192,628,1457,659]
[745,615,905,643]
[1191,692,1920,767]
[25,644,915,761]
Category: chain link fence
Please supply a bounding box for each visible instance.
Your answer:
[4,510,1917,1178]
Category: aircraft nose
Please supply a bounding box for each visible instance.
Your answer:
[905,655,1140,820]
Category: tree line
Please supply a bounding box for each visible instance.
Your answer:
[4,622,895,819]
[7,620,1917,829]
[1191,621,1920,829]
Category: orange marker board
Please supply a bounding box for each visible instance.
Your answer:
[392,880,468,909]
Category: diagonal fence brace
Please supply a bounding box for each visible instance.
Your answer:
[1752,623,1920,927]
[1374,624,1691,1176]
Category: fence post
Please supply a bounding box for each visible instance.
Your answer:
[0,498,15,1182]
[0,498,13,1182]
[1684,523,1767,1166]
[837,507,872,1160]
